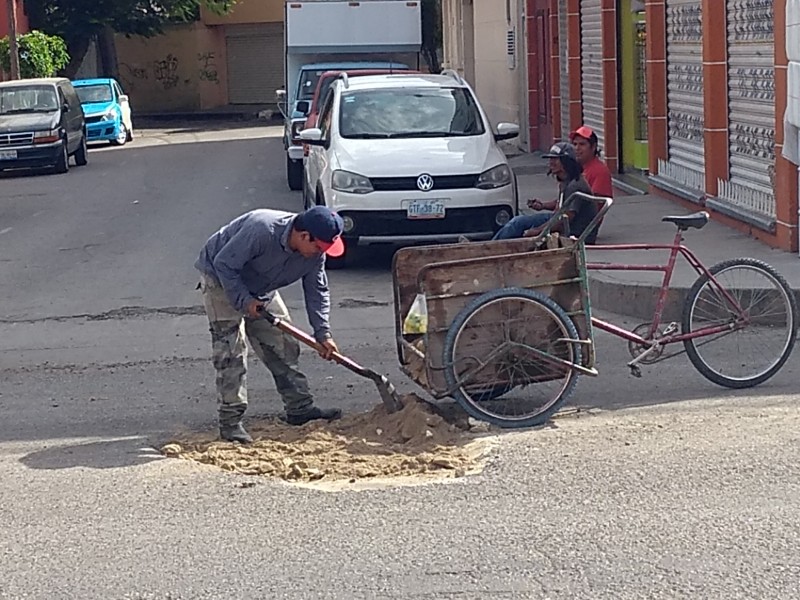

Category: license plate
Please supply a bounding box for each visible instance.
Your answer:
[407,198,446,220]
[0,149,17,160]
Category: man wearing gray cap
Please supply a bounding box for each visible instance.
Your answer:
[492,141,598,243]
[195,205,346,443]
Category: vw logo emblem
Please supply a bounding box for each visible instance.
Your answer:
[416,173,434,192]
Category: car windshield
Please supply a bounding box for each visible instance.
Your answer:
[338,87,485,139]
[0,85,59,114]
[76,84,113,104]
[298,70,326,101]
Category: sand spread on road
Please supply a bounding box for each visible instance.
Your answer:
[161,394,493,485]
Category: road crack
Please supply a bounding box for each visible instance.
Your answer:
[0,305,205,324]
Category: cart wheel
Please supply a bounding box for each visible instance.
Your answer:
[443,287,581,429]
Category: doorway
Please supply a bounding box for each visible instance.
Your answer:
[618,0,649,174]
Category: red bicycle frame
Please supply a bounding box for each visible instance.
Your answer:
[586,227,748,347]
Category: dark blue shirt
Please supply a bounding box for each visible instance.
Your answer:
[195,209,331,340]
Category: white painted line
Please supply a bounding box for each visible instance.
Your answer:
[0,227,12,236]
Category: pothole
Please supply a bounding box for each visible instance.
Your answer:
[161,394,495,488]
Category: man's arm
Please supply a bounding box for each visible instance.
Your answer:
[302,258,332,343]
[212,224,265,313]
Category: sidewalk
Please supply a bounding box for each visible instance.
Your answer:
[509,153,800,320]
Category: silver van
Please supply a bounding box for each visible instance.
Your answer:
[0,77,88,174]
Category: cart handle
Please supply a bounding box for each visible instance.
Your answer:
[533,193,613,246]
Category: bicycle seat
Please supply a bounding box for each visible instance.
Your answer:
[661,211,710,230]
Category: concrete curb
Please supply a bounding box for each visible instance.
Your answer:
[587,273,688,322]
[587,271,800,322]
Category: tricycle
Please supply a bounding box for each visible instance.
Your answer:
[391,193,797,428]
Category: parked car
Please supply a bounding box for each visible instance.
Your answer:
[301,71,520,267]
[0,77,88,174]
[72,78,133,146]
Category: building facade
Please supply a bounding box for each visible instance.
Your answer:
[110,0,285,112]
[443,0,800,252]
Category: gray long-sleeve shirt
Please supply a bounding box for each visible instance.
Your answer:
[194,209,332,341]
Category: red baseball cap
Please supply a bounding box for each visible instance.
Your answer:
[570,125,598,143]
[315,235,345,258]
[297,206,346,257]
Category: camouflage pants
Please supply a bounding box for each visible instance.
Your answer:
[199,274,313,425]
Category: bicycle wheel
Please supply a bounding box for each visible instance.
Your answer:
[682,258,797,388]
[443,287,582,428]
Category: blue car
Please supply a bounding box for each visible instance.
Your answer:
[72,78,133,146]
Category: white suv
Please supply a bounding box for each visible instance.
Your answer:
[300,71,519,261]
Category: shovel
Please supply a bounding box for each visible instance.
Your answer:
[258,309,404,414]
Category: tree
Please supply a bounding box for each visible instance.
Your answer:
[0,30,69,78]
[421,0,442,74]
[22,0,236,77]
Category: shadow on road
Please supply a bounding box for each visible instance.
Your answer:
[19,437,164,471]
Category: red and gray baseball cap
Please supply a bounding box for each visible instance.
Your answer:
[569,125,598,144]
[296,206,346,257]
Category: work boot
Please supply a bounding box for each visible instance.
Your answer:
[219,403,250,443]
[219,422,253,444]
[285,406,342,426]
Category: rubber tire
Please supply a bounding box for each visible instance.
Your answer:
[443,287,581,429]
[53,140,69,174]
[74,134,88,166]
[287,157,303,191]
[111,124,127,146]
[682,257,798,389]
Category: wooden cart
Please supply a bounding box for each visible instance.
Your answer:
[391,194,611,428]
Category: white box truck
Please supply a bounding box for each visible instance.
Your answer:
[277,0,422,190]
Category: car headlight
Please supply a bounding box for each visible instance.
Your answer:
[332,170,374,194]
[476,164,512,189]
[33,129,61,144]
[101,108,117,122]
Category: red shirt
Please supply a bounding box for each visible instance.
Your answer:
[582,157,614,197]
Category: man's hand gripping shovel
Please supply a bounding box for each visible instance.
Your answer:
[257,307,404,414]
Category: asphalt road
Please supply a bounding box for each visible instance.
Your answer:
[1,122,799,599]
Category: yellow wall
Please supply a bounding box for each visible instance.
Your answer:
[115,23,228,112]
[472,0,520,128]
[201,0,284,25]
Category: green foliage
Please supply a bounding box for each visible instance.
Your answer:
[23,0,237,43]
[0,30,70,78]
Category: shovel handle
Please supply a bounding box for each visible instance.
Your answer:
[258,308,369,376]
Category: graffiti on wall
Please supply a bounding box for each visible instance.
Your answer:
[119,62,149,92]
[154,54,180,89]
[198,51,219,84]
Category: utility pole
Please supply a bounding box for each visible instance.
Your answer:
[6,0,20,79]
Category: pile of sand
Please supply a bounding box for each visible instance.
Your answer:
[161,394,493,485]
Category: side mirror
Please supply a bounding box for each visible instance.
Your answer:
[275,89,286,100]
[494,122,520,141]
[62,102,70,112]
[299,127,325,146]
[296,100,310,115]
[119,94,129,103]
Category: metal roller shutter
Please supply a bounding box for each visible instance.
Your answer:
[558,1,570,137]
[657,0,705,193]
[716,0,775,219]
[580,0,604,150]
[226,23,284,105]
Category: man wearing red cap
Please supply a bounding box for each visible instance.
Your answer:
[570,125,613,237]
[194,206,346,443]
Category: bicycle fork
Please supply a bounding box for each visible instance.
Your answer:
[626,322,678,378]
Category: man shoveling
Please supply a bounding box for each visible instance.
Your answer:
[195,206,345,444]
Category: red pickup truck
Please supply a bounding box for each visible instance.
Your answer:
[302,68,419,156]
